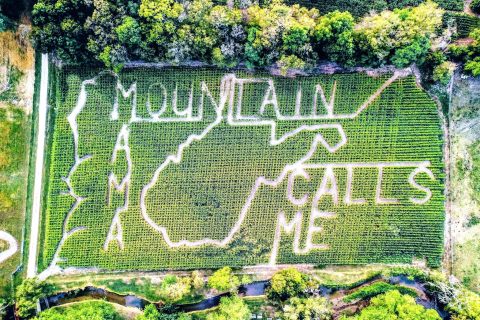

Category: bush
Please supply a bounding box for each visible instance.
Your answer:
[136,304,192,320]
[35,301,123,320]
[341,290,441,319]
[159,275,192,303]
[208,267,240,292]
[433,61,456,84]
[282,297,332,320]
[206,295,250,320]
[15,278,54,319]
[471,0,480,14]
[342,281,418,303]
[267,268,309,302]
[449,28,480,76]
[446,289,480,320]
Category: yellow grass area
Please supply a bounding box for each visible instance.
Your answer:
[0,27,34,70]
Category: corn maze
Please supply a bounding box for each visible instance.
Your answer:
[39,66,445,273]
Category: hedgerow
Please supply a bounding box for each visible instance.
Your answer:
[40,66,444,272]
[32,0,445,73]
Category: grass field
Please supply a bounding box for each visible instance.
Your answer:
[39,66,444,273]
[0,105,30,296]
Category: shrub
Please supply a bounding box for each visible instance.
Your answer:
[341,290,441,319]
[208,267,240,292]
[471,0,480,14]
[433,61,456,84]
[282,297,332,320]
[159,275,192,303]
[136,304,192,320]
[342,281,418,303]
[267,268,309,302]
[446,289,480,320]
[15,278,54,319]
[206,295,251,320]
[35,301,123,320]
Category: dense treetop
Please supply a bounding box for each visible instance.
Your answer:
[32,0,454,74]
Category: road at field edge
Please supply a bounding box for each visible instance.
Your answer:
[27,53,49,278]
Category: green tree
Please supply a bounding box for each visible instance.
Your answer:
[208,267,240,292]
[85,0,140,72]
[314,10,355,65]
[136,304,192,320]
[281,297,333,320]
[433,61,456,84]
[391,36,431,67]
[209,5,245,68]
[32,0,93,62]
[139,0,184,61]
[116,16,142,49]
[342,290,441,320]
[245,2,318,69]
[447,289,480,320]
[15,278,54,319]
[137,304,161,320]
[471,0,480,14]
[267,268,309,302]
[206,295,251,320]
[354,1,443,66]
[449,28,480,76]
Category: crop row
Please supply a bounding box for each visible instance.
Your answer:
[39,66,444,271]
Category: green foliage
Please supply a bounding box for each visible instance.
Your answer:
[342,281,418,303]
[314,10,355,65]
[471,0,480,15]
[465,57,480,76]
[31,1,452,70]
[279,0,461,18]
[35,301,123,320]
[137,304,161,320]
[449,28,480,76]
[208,6,245,68]
[136,304,191,320]
[447,289,480,320]
[159,275,194,303]
[206,295,251,320]
[342,290,441,320]
[245,2,318,70]
[354,1,443,66]
[267,268,309,302]
[208,267,240,292]
[32,0,93,61]
[432,61,455,84]
[277,55,306,75]
[191,271,205,290]
[281,297,333,320]
[419,50,447,83]
[15,278,54,319]
[391,36,430,68]
[116,17,142,49]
